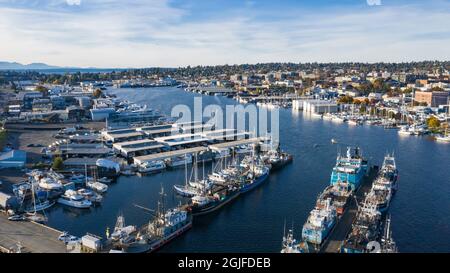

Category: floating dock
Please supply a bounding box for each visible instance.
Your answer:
[0,213,66,253]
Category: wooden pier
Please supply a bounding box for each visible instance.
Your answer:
[0,213,66,253]
[319,166,379,253]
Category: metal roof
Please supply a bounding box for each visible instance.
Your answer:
[134,146,208,164]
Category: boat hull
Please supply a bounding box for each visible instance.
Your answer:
[240,171,269,193]
[190,191,240,216]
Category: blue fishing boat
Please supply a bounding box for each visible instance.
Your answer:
[330,147,368,190]
[301,198,337,245]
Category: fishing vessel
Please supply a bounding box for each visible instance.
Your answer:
[330,147,368,190]
[110,214,137,242]
[57,190,92,209]
[301,198,337,245]
[366,177,392,214]
[281,228,307,253]
[264,150,293,170]
[341,199,382,253]
[189,184,240,216]
[380,154,398,192]
[238,152,270,193]
[316,179,352,215]
[119,188,193,253]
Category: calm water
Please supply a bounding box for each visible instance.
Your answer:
[46,87,450,253]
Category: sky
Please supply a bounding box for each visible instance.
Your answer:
[0,0,449,68]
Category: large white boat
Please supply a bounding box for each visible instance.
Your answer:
[167,154,192,168]
[38,177,63,191]
[86,181,108,193]
[57,190,92,208]
[110,214,137,241]
[435,129,450,143]
[77,188,103,204]
[138,160,166,173]
[398,125,413,136]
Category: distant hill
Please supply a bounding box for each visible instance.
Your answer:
[0,61,61,70]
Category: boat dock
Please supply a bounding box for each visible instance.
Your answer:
[133,137,266,165]
[319,166,379,253]
[0,213,66,253]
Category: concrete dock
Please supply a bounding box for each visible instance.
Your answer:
[0,214,66,253]
[319,166,378,253]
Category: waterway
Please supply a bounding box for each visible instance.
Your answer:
[46,87,450,253]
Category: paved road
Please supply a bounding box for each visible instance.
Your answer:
[320,167,378,253]
[0,214,66,253]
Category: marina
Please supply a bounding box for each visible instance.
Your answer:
[1,86,449,253]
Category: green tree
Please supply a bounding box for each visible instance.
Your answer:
[337,95,353,104]
[93,88,103,98]
[427,116,441,128]
[52,156,64,170]
[35,85,48,93]
[431,86,444,91]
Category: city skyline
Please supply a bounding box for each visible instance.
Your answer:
[0,0,449,68]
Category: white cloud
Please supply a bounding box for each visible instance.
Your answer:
[0,1,448,67]
[367,0,382,6]
[66,0,81,6]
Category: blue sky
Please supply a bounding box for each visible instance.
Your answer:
[0,0,449,67]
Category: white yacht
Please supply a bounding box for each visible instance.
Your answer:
[77,188,103,203]
[435,132,450,143]
[86,181,108,193]
[138,160,166,173]
[97,177,113,184]
[57,190,92,208]
[38,177,63,191]
[398,125,413,136]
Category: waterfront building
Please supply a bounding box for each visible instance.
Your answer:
[414,91,449,107]
[302,100,338,114]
